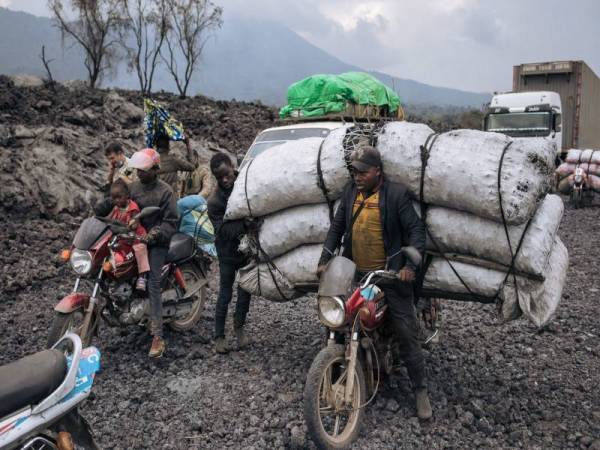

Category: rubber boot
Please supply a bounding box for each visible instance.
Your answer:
[215,336,228,354]
[405,351,432,419]
[235,327,249,349]
[415,388,433,420]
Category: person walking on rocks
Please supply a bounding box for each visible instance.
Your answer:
[316,145,432,419]
[105,142,135,185]
[154,134,197,197]
[207,153,253,354]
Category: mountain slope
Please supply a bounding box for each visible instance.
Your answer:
[0,7,490,107]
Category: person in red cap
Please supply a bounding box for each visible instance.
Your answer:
[118,148,179,357]
[316,145,432,419]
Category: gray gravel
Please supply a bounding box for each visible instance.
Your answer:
[1,201,599,449]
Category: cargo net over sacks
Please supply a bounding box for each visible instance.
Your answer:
[227,121,567,327]
[555,149,600,193]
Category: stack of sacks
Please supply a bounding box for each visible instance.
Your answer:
[228,122,567,327]
[556,149,600,193]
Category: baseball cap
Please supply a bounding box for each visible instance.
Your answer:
[350,146,382,171]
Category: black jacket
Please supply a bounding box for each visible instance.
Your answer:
[129,179,179,246]
[207,185,246,264]
[319,179,426,271]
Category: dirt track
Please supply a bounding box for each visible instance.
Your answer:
[1,201,599,449]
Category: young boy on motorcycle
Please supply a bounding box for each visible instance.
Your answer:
[316,145,432,420]
[107,179,151,291]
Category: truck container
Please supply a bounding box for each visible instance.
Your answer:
[512,60,600,152]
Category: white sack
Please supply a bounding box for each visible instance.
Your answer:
[516,237,568,327]
[238,263,297,302]
[423,237,568,327]
[238,244,323,301]
[257,203,334,259]
[226,126,351,220]
[424,194,564,278]
[227,122,555,225]
[565,148,600,164]
[252,193,562,277]
[378,123,556,224]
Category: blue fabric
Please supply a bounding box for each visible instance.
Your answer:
[177,195,217,257]
[144,98,185,147]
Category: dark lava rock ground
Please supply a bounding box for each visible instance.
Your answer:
[1,202,599,449]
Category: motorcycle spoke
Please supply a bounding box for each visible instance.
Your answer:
[333,415,341,437]
[320,365,333,402]
[319,405,336,415]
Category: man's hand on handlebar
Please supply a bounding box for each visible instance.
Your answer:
[398,267,416,282]
[146,227,161,245]
[128,219,140,231]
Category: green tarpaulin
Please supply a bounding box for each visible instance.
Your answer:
[279,72,401,119]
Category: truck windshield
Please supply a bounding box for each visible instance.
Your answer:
[486,112,551,137]
[244,127,332,162]
[255,128,331,142]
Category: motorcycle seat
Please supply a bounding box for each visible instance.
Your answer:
[0,349,67,419]
[166,232,195,263]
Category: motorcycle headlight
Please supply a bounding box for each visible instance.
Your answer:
[70,249,93,275]
[318,296,346,328]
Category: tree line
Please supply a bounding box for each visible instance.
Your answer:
[48,0,223,98]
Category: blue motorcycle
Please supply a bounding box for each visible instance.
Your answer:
[0,333,101,450]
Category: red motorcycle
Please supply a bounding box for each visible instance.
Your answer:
[303,247,422,450]
[48,207,210,347]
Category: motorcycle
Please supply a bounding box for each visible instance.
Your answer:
[570,165,594,208]
[47,206,211,347]
[0,333,100,450]
[303,247,422,450]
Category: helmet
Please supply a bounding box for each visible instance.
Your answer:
[129,148,160,170]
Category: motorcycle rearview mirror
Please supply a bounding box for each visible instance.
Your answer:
[134,206,161,221]
[401,246,422,268]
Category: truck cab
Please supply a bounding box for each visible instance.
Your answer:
[483,91,563,159]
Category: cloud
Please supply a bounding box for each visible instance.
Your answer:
[4,0,600,93]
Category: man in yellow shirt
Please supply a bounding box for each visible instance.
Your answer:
[317,146,431,419]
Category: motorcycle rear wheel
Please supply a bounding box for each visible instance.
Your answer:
[168,263,207,332]
[304,344,366,450]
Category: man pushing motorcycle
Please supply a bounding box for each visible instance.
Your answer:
[316,145,432,419]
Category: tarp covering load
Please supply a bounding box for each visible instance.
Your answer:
[230,122,566,327]
[555,148,600,193]
[144,98,185,147]
[279,72,401,119]
[177,195,217,257]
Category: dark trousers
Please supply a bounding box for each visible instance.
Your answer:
[380,279,427,389]
[215,260,251,338]
[148,246,168,337]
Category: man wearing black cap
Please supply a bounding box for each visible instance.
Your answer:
[316,145,432,419]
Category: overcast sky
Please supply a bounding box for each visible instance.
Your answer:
[2,0,599,93]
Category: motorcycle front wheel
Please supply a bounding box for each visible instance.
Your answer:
[303,344,366,450]
[47,309,95,348]
[168,263,207,331]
